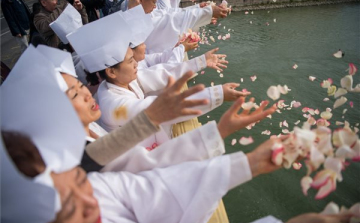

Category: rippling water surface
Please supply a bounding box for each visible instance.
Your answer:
[189,3,360,222]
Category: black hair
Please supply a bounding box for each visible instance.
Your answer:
[85,63,120,86]
[2,131,46,178]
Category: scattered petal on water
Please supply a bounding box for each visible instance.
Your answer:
[250,75,257,82]
[342,109,347,114]
[309,76,316,81]
[231,138,236,146]
[267,86,280,100]
[323,98,330,101]
[294,120,301,125]
[293,162,302,170]
[219,73,224,78]
[333,96,347,109]
[322,202,340,215]
[240,78,244,82]
[293,64,298,69]
[301,176,313,196]
[348,63,357,75]
[209,36,215,42]
[273,18,277,23]
[239,136,254,145]
[242,101,255,110]
[320,110,333,120]
[327,85,337,96]
[201,71,205,75]
[333,50,343,58]
[321,79,333,88]
[334,88,347,98]
[261,130,271,135]
[349,101,354,108]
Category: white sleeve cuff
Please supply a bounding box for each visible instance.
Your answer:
[209,85,224,110]
[199,121,225,158]
[228,151,253,190]
[195,54,207,71]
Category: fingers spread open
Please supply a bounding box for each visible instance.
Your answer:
[181,99,209,108]
[227,97,244,115]
[241,97,255,115]
[181,108,203,116]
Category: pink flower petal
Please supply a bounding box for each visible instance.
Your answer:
[271,143,284,166]
[350,101,354,108]
[261,130,271,135]
[283,120,289,128]
[312,170,332,189]
[348,63,358,75]
[201,71,205,75]
[231,138,236,146]
[239,136,254,145]
[250,75,257,82]
[292,64,298,69]
[315,177,336,200]
[321,79,332,88]
[293,162,302,170]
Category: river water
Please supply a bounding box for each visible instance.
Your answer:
[189,3,360,222]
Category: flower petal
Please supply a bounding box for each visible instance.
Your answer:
[333,50,343,58]
[267,86,280,100]
[301,176,313,196]
[309,76,316,81]
[241,101,255,110]
[340,75,353,91]
[349,203,360,218]
[327,85,337,96]
[334,88,348,98]
[320,110,333,120]
[333,96,348,109]
[239,136,254,145]
[250,75,257,82]
[321,202,340,215]
[231,138,236,146]
[312,169,332,189]
[315,178,336,200]
[348,63,358,75]
[271,143,284,166]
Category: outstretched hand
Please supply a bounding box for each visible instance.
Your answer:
[205,48,228,71]
[222,83,251,101]
[145,71,209,125]
[217,97,276,138]
[212,5,228,18]
[182,38,198,52]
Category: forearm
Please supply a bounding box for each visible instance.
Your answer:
[85,111,159,165]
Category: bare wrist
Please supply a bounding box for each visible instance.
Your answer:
[246,152,260,178]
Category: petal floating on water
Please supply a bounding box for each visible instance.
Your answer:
[267,86,281,100]
[231,138,236,146]
[348,63,358,75]
[340,75,353,91]
[333,96,347,109]
[309,76,316,81]
[239,136,254,145]
[321,202,340,215]
[301,176,313,196]
[334,88,348,98]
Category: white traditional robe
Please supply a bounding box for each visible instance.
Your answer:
[88,148,255,223]
[138,44,185,69]
[145,5,213,53]
[97,78,223,148]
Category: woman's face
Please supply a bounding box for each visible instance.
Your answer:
[51,167,101,223]
[62,74,101,127]
[109,47,138,86]
[132,43,146,62]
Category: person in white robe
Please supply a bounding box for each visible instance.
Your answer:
[35,44,235,172]
[1,46,351,223]
[67,12,248,149]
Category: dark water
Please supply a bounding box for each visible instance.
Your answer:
[189,3,360,222]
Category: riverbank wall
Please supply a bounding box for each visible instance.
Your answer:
[180,0,360,11]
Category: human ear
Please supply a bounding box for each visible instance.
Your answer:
[105,67,117,79]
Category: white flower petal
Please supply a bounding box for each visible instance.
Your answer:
[333,96,348,109]
[267,86,280,100]
[334,88,348,98]
[321,202,340,215]
[239,136,254,145]
[341,75,353,91]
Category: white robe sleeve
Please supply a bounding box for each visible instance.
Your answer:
[101,121,225,172]
[138,54,206,94]
[146,5,213,53]
[89,150,254,223]
[89,155,231,223]
[143,44,185,68]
